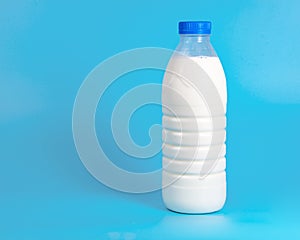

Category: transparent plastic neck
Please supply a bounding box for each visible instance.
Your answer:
[179,34,211,43]
[176,34,216,57]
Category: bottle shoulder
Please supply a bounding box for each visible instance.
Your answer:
[167,55,225,77]
[176,41,217,57]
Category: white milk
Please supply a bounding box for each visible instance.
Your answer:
[162,55,227,214]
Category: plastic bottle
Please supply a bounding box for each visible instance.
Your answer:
[162,21,227,213]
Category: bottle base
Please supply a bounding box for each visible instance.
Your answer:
[162,183,226,214]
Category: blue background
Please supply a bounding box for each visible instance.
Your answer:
[1,0,300,239]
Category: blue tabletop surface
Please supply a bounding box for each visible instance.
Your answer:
[1,1,300,239]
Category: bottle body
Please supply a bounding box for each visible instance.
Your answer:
[162,22,227,214]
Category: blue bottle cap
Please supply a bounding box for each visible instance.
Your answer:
[178,21,212,34]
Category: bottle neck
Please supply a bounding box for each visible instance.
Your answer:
[179,34,211,43]
[176,34,217,57]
